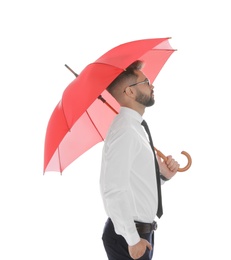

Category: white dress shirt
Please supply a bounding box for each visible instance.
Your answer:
[100,107,159,246]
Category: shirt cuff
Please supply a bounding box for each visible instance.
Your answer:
[124,229,141,246]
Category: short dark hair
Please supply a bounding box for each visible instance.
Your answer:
[107,60,144,95]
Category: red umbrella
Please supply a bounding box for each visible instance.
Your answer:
[44,37,191,174]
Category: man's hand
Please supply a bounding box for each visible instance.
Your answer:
[157,154,179,180]
[128,238,152,259]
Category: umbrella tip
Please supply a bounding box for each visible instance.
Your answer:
[64,64,79,77]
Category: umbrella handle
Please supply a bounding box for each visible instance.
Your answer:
[154,147,192,172]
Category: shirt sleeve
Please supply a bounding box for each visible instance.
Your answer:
[101,127,141,246]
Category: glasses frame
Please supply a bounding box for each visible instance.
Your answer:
[124,78,150,93]
[129,78,150,87]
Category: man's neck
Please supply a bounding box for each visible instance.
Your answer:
[124,103,145,116]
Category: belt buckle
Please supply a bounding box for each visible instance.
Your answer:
[151,221,157,231]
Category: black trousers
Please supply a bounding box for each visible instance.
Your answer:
[102,218,155,260]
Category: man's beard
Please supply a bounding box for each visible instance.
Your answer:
[135,89,155,107]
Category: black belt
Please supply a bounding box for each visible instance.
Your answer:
[135,221,157,234]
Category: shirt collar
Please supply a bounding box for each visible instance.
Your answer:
[119,107,143,124]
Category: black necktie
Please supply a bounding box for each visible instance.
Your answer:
[141,120,163,218]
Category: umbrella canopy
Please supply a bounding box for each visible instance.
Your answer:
[44,38,175,173]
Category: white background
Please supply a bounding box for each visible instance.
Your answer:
[1,0,231,259]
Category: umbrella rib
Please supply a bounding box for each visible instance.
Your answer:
[86,110,104,141]
[58,146,63,174]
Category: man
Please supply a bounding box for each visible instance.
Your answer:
[100,60,179,259]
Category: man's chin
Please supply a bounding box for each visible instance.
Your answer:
[146,99,155,107]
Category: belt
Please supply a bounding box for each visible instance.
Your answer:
[135,221,157,234]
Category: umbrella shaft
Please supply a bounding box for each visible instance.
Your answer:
[98,95,118,114]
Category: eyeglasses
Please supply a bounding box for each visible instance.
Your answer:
[129,78,150,87]
[124,78,150,93]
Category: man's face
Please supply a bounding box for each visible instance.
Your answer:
[133,71,155,107]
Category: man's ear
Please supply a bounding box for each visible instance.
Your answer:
[124,86,135,98]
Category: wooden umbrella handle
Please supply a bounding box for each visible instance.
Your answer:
[154,147,192,172]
